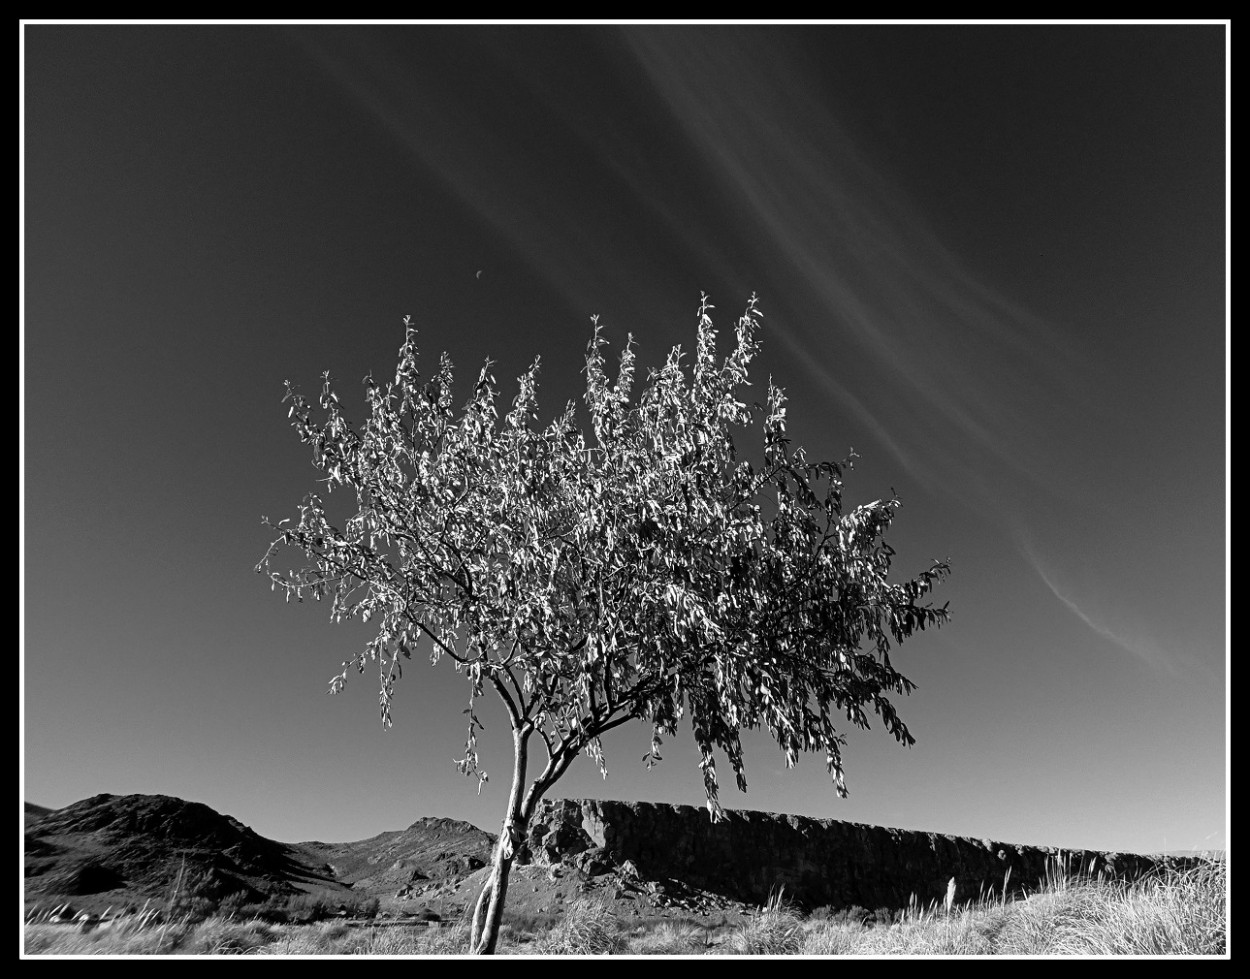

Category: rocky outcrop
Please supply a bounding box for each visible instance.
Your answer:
[519,799,1191,912]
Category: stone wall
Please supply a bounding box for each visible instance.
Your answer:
[519,798,1187,911]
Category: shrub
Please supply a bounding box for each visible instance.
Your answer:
[216,891,252,920]
[285,892,334,924]
[823,904,870,926]
[500,909,560,943]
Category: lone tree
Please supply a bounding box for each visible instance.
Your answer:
[257,295,950,954]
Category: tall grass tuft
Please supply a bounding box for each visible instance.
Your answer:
[525,898,626,955]
[720,889,804,955]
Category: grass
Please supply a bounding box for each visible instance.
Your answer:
[523,898,627,955]
[795,855,1227,956]
[625,919,710,955]
[24,856,1226,957]
[718,889,804,955]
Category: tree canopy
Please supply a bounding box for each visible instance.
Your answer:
[257,294,950,951]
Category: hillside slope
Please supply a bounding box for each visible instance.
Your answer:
[23,793,497,916]
[24,793,331,904]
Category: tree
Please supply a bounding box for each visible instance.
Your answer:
[257,295,950,954]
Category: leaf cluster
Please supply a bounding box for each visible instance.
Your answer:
[257,295,950,810]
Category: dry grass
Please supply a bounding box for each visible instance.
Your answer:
[24,913,197,955]
[523,898,627,955]
[259,921,471,955]
[796,856,1226,956]
[625,919,709,955]
[717,890,804,955]
[1002,858,1227,955]
[24,857,1226,957]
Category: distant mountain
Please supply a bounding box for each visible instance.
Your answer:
[24,793,330,905]
[23,793,497,914]
[298,816,495,894]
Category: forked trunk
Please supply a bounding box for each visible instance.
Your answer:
[469,729,531,955]
[468,720,585,954]
[470,833,519,954]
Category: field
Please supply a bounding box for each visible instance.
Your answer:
[24,855,1226,956]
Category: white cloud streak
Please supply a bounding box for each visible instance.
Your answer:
[619,30,1098,507]
[1017,535,1182,677]
[291,28,1104,518]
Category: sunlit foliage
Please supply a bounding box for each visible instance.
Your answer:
[258,295,950,952]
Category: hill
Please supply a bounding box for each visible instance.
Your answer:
[24,793,1199,924]
[295,816,495,897]
[23,793,499,918]
[24,793,332,907]
[25,802,54,820]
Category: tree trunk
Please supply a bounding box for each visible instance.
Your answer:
[469,827,523,954]
[469,729,531,955]
[469,872,494,950]
[472,834,518,953]
[467,722,586,954]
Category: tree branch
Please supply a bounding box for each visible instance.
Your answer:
[487,670,521,730]
[403,610,470,666]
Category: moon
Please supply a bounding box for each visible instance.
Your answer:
[476,270,482,279]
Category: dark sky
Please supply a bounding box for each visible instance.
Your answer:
[22,23,1226,855]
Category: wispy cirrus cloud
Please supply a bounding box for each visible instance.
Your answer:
[1017,535,1185,678]
[618,29,1098,508]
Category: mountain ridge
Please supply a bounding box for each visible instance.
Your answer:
[25,792,1201,923]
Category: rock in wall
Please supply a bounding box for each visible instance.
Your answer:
[519,799,1187,911]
